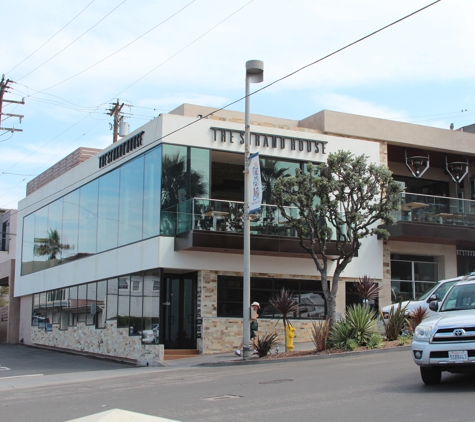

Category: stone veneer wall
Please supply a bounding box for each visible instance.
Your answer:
[31,320,163,364]
[200,270,376,354]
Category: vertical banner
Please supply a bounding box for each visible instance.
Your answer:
[249,152,262,214]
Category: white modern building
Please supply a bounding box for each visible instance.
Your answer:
[14,104,475,362]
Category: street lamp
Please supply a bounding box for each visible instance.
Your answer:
[242,60,264,359]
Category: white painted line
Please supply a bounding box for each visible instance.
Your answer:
[0,374,44,380]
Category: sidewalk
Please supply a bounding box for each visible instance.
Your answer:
[159,340,316,368]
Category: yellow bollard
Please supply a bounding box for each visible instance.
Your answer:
[286,323,296,352]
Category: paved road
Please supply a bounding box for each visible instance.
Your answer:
[0,344,136,378]
[1,345,475,422]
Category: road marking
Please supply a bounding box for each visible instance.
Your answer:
[0,374,44,380]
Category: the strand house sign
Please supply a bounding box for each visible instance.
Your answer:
[211,127,327,154]
[98,131,145,168]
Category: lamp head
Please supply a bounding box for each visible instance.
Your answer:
[246,60,264,83]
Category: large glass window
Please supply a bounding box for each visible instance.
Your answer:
[119,156,144,246]
[31,271,161,346]
[21,145,165,275]
[391,254,438,302]
[143,146,162,238]
[217,276,326,319]
[62,190,80,262]
[21,213,35,275]
[33,206,49,273]
[78,180,98,256]
[97,169,120,252]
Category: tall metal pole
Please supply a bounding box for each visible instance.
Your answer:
[242,60,263,359]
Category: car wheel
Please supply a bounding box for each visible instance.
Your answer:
[420,367,441,385]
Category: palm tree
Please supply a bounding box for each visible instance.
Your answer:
[161,152,207,209]
[34,228,71,260]
[260,159,290,205]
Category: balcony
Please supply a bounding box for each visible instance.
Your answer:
[162,198,351,258]
[383,192,475,245]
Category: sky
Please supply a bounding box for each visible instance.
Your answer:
[1,0,475,209]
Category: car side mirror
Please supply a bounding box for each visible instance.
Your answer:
[428,294,438,302]
[429,300,439,311]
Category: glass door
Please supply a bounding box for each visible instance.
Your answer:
[161,273,197,349]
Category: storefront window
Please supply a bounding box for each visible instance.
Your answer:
[390,254,438,302]
[217,276,325,319]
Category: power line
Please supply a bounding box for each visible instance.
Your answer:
[16,0,127,82]
[0,0,442,213]
[6,1,96,75]
[37,0,197,94]
[111,0,255,99]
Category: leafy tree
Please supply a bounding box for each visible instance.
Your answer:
[0,286,9,308]
[34,228,71,260]
[272,150,402,326]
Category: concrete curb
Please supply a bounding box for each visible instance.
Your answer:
[195,345,412,367]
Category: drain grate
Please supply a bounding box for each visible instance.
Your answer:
[259,379,293,385]
[202,394,241,401]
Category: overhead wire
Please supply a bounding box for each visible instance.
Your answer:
[16,0,127,82]
[37,0,197,94]
[0,0,442,214]
[7,1,96,74]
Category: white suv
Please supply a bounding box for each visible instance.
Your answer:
[412,278,475,384]
[381,276,465,319]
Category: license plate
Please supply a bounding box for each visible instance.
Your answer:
[448,351,468,362]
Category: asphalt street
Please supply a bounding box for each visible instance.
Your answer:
[1,345,475,422]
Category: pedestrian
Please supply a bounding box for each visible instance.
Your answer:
[235,301,260,356]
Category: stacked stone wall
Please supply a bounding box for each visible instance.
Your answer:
[31,320,163,363]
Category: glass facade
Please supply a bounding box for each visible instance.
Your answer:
[21,146,163,275]
[217,276,326,319]
[32,270,160,344]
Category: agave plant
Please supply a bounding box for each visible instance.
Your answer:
[344,304,379,345]
[351,275,382,304]
[327,319,356,349]
[269,288,299,352]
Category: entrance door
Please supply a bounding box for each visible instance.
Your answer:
[161,273,197,349]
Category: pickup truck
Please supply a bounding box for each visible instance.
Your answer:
[412,278,475,384]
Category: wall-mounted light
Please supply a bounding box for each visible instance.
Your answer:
[446,155,469,183]
[405,149,429,178]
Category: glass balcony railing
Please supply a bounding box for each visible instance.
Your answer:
[161,198,301,237]
[393,192,475,226]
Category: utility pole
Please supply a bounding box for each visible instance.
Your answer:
[108,99,125,143]
[0,75,24,133]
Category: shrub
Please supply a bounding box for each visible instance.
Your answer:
[380,302,409,341]
[255,332,279,357]
[345,339,358,351]
[328,319,356,349]
[408,306,429,333]
[345,304,379,345]
[366,332,383,349]
[310,318,331,351]
[398,335,410,346]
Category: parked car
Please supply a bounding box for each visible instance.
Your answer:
[141,324,159,344]
[412,277,475,384]
[381,276,467,319]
